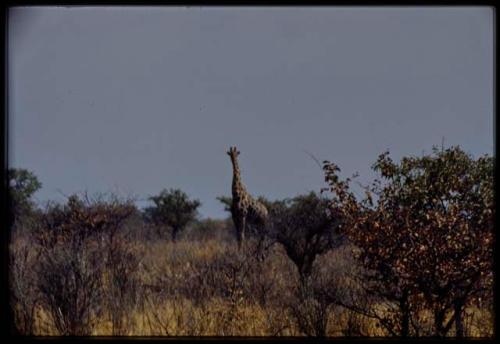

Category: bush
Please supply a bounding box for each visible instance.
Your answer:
[31,194,136,335]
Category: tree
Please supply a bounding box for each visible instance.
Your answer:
[8,168,42,223]
[144,188,201,241]
[263,192,344,337]
[322,145,494,337]
[31,193,136,335]
[269,192,344,281]
[217,195,232,215]
[7,169,42,336]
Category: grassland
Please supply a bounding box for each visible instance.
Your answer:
[10,232,494,337]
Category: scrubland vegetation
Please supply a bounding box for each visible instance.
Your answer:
[8,146,494,337]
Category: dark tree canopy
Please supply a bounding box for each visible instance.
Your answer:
[269,192,343,280]
[144,188,201,241]
[217,195,232,214]
[8,168,42,221]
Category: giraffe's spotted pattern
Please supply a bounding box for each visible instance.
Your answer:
[227,146,268,249]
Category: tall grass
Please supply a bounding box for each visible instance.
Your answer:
[9,232,493,337]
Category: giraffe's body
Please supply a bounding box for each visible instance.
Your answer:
[227,146,268,249]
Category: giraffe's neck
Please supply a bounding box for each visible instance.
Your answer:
[231,158,246,198]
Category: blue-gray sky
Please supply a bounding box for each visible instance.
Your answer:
[8,7,494,219]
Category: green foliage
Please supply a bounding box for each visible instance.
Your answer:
[217,195,232,214]
[269,192,343,279]
[144,188,201,241]
[8,168,42,227]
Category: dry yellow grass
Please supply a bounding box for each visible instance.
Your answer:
[12,236,493,337]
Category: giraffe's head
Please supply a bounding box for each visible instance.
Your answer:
[227,146,240,161]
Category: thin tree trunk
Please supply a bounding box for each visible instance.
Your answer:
[454,300,464,337]
[434,308,446,337]
[171,226,179,242]
[400,290,410,338]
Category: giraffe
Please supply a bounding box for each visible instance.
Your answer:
[226,146,268,249]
